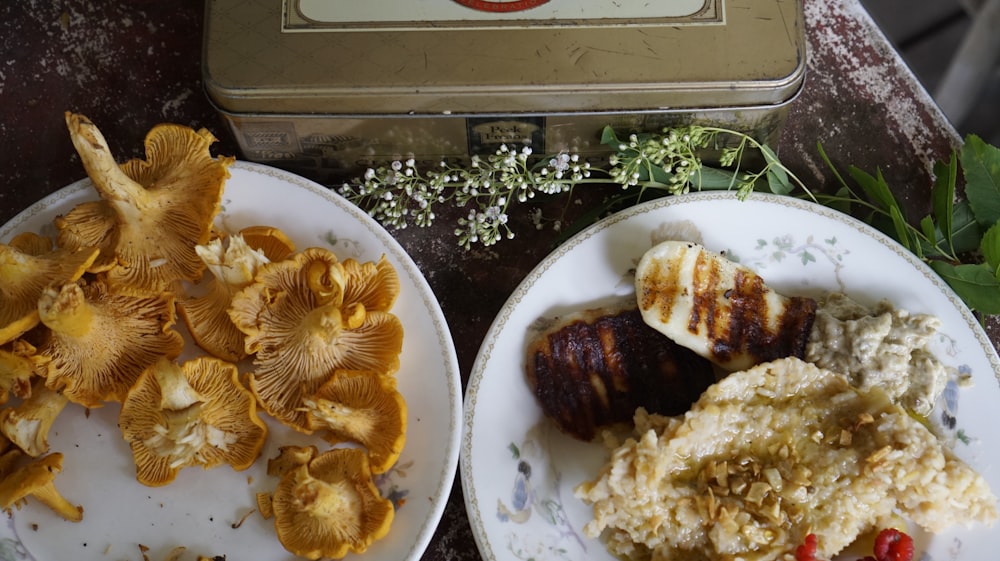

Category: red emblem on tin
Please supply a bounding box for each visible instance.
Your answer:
[453,0,551,13]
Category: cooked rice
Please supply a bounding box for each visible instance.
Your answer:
[574,357,997,561]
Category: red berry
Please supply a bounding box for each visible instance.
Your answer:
[795,533,819,561]
[873,528,915,561]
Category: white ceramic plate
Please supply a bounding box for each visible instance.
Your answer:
[461,192,1000,561]
[0,161,462,561]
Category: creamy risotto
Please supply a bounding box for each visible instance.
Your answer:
[574,357,997,561]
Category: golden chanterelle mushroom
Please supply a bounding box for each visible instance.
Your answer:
[57,112,232,294]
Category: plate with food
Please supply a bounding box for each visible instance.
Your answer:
[461,191,999,561]
[0,114,461,561]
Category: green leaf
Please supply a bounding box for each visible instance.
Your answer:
[889,204,916,254]
[982,222,1000,276]
[766,168,793,195]
[817,142,852,192]
[919,215,937,246]
[915,203,980,259]
[961,134,1000,226]
[693,166,744,190]
[759,145,792,195]
[949,201,985,254]
[929,261,1000,314]
[931,153,957,251]
[820,187,855,214]
[647,164,673,186]
[848,166,897,212]
[600,126,621,147]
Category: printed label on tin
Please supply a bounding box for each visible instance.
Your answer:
[467,117,545,154]
[239,122,302,160]
[283,0,723,31]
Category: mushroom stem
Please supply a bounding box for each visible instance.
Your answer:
[65,112,146,207]
[38,283,94,339]
[303,303,346,345]
[293,472,354,519]
[151,359,204,410]
[0,453,83,522]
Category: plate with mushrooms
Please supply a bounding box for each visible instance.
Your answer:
[0,114,462,561]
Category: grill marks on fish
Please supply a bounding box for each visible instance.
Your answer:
[525,305,717,441]
[637,241,817,371]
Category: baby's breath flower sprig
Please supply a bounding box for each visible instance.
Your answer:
[340,144,601,249]
[339,124,812,249]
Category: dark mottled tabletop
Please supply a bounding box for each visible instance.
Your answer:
[1,1,995,560]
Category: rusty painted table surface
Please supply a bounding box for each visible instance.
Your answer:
[1,1,996,560]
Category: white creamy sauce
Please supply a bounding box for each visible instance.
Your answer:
[805,292,950,416]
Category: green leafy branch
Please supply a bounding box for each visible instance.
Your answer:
[815,135,1000,315]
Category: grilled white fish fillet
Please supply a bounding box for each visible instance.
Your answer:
[635,240,817,371]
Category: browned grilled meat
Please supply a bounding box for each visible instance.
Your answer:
[525,302,717,441]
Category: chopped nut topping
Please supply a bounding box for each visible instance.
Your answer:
[746,481,771,505]
[839,429,853,446]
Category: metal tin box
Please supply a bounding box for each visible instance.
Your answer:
[203,0,805,183]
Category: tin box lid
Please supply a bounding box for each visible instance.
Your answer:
[203,0,805,115]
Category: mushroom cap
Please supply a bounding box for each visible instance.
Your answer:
[36,277,184,408]
[271,447,394,560]
[57,112,233,294]
[7,231,54,256]
[229,248,404,430]
[341,255,400,313]
[0,241,99,345]
[303,370,407,474]
[238,225,296,262]
[177,280,248,361]
[266,444,320,478]
[177,234,270,361]
[118,357,268,487]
